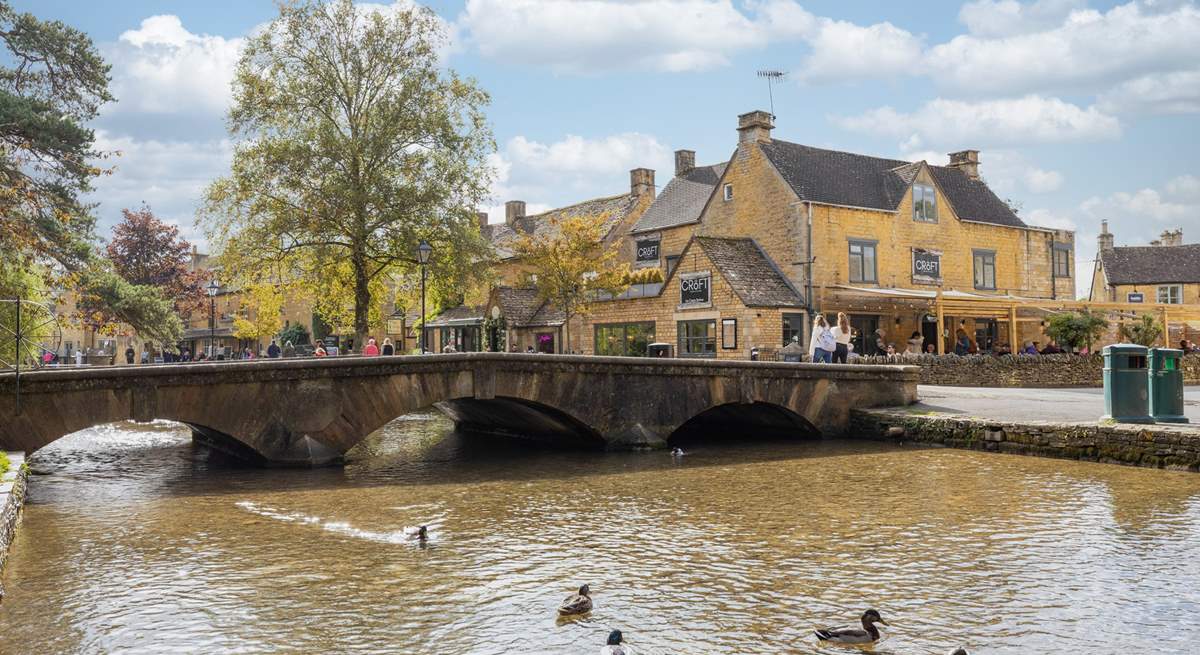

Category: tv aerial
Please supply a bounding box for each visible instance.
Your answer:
[756,70,787,117]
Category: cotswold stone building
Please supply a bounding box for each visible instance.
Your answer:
[1090,222,1200,305]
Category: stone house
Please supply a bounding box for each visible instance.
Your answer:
[626,150,727,277]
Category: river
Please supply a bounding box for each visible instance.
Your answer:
[2,414,1200,654]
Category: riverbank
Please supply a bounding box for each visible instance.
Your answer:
[0,450,28,601]
[852,408,1200,471]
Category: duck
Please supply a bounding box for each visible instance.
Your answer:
[408,525,428,542]
[558,584,593,616]
[947,649,969,655]
[813,608,889,644]
[600,629,631,654]
[670,447,685,456]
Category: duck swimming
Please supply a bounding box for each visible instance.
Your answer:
[947,649,969,655]
[670,447,685,456]
[813,608,889,644]
[600,629,631,654]
[558,584,593,616]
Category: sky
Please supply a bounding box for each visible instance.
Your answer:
[16,0,1200,298]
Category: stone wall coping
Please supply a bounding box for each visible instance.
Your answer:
[860,407,1200,436]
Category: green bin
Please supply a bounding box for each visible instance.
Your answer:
[1149,348,1189,423]
[1102,344,1154,424]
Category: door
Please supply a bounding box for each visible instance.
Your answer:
[850,315,879,356]
[921,315,938,354]
[535,332,555,353]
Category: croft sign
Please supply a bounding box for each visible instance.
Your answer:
[635,238,660,263]
[912,248,942,284]
[680,272,711,305]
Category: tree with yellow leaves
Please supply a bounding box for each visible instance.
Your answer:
[232,283,284,345]
[510,214,629,352]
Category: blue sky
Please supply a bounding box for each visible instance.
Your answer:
[18,0,1200,297]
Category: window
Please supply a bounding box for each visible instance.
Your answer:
[594,322,656,357]
[973,249,996,290]
[848,240,878,284]
[782,313,805,347]
[1158,285,1182,304]
[723,184,733,201]
[721,318,737,349]
[1053,246,1071,278]
[912,183,937,222]
[665,255,680,276]
[678,319,717,357]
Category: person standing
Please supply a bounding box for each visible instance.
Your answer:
[905,331,924,356]
[313,344,327,357]
[807,314,836,363]
[954,330,971,356]
[381,338,394,356]
[832,313,852,363]
[283,340,297,358]
[363,338,380,356]
[267,339,281,358]
[124,343,135,365]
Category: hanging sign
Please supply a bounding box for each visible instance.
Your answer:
[912,248,942,284]
[1127,292,1144,303]
[635,238,661,263]
[679,272,711,306]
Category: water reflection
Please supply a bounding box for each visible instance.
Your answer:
[1,414,1200,653]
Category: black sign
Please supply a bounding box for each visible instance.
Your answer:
[912,249,941,282]
[635,238,660,262]
[680,274,710,305]
[1127,292,1144,303]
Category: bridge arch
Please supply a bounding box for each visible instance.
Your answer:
[668,401,820,447]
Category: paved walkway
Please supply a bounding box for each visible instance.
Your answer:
[915,385,1200,423]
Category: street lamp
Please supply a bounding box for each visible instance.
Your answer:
[416,241,432,354]
[207,279,219,359]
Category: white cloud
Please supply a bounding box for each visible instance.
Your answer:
[1096,69,1200,115]
[1025,168,1064,193]
[837,95,1120,147]
[1081,184,1197,224]
[958,0,1085,37]
[1165,174,1200,201]
[795,19,923,83]
[106,15,244,116]
[1024,207,1076,230]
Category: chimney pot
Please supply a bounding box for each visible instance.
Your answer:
[1160,228,1183,246]
[476,211,489,230]
[674,150,695,177]
[630,168,655,198]
[1098,220,1114,252]
[947,150,981,180]
[737,110,774,144]
[504,201,525,226]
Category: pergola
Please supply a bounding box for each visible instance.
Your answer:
[819,285,1200,354]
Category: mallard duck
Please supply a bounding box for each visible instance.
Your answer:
[408,525,428,541]
[558,584,593,616]
[600,629,631,654]
[814,608,889,644]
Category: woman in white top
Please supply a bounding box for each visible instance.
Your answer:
[831,312,853,363]
[808,314,835,363]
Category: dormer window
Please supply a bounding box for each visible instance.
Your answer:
[723,184,733,201]
[913,184,937,222]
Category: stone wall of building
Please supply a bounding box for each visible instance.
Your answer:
[846,353,1200,386]
[852,408,1200,471]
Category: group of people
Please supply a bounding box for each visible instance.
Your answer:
[1180,340,1200,353]
[807,312,855,363]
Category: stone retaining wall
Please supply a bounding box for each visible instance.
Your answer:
[0,451,28,602]
[851,408,1200,471]
[846,353,1200,387]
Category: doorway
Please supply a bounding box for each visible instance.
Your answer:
[921,314,938,353]
[850,315,879,355]
[536,332,556,353]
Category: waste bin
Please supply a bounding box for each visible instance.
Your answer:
[1149,347,1189,423]
[1102,343,1154,423]
[780,338,805,363]
[647,343,672,358]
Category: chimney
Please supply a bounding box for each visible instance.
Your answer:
[504,200,525,226]
[1160,228,1183,246]
[630,168,655,198]
[737,110,774,144]
[947,150,980,180]
[476,211,489,230]
[674,149,695,177]
[1097,219,1114,252]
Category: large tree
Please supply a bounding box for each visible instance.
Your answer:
[0,1,182,344]
[201,0,495,344]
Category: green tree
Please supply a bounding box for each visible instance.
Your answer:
[232,283,284,344]
[511,213,630,352]
[1116,313,1163,347]
[0,2,181,344]
[1045,309,1109,353]
[201,0,495,346]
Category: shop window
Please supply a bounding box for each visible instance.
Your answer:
[973,250,996,290]
[782,313,805,347]
[594,322,656,357]
[721,318,737,349]
[913,184,937,222]
[848,240,877,284]
[1053,246,1071,278]
[536,332,555,353]
[1157,285,1182,304]
[677,319,717,358]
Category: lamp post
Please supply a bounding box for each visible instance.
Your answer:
[416,241,432,354]
[207,279,219,358]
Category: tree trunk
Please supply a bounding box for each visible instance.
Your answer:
[352,246,371,349]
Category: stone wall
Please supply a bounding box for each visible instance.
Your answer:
[852,408,1200,471]
[845,352,1200,387]
[0,451,28,602]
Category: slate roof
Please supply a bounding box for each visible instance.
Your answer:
[424,304,484,327]
[492,286,566,327]
[631,163,727,233]
[759,140,1026,228]
[694,237,806,308]
[482,193,641,259]
[1100,244,1200,285]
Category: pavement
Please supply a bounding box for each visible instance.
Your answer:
[914,385,1200,424]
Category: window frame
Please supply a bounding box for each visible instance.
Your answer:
[848,239,878,284]
[664,255,681,276]
[1052,245,1072,278]
[677,319,717,358]
[721,318,737,350]
[973,249,997,291]
[912,183,938,223]
[782,313,805,347]
[1157,284,1182,304]
[723,184,733,201]
[593,321,657,357]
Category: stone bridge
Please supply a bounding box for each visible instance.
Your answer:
[0,353,918,466]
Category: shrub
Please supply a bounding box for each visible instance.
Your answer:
[1045,310,1109,353]
[0,450,9,477]
[1116,314,1163,347]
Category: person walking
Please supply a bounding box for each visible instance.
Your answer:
[267,339,281,358]
[381,338,395,356]
[125,344,135,365]
[363,338,380,356]
[283,340,297,358]
[313,344,327,357]
[954,330,971,356]
[807,314,836,363]
[140,349,150,364]
[832,313,852,363]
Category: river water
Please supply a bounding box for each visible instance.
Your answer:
[2,414,1200,654]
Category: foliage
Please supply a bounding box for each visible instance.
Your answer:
[510,213,630,351]
[623,267,664,285]
[232,283,284,343]
[0,450,9,477]
[1045,309,1109,353]
[200,0,496,345]
[1116,313,1163,347]
[0,3,182,344]
[277,321,310,346]
[0,259,55,367]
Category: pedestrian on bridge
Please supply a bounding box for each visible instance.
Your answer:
[267,340,281,358]
[283,341,297,358]
[363,338,380,356]
[808,314,835,364]
[381,338,394,356]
